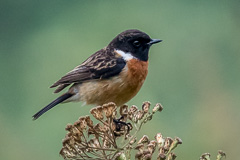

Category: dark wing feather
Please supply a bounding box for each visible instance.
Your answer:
[50,49,126,93]
[91,58,126,79]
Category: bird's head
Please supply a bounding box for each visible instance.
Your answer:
[108,29,162,61]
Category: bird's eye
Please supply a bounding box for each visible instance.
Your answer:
[133,40,141,47]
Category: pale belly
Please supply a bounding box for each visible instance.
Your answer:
[80,77,144,106]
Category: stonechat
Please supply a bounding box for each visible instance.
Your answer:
[33,29,162,120]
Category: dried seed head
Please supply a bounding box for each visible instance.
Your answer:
[168,153,177,160]
[90,106,104,120]
[155,133,165,147]
[120,104,128,116]
[74,119,87,131]
[164,137,173,150]
[200,153,211,160]
[152,103,163,113]
[142,101,151,113]
[78,117,88,130]
[136,110,145,120]
[167,137,182,153]
[166,137,173,144]
[217,150,226,159]
[65,124,73,132]
[128,105,138,121]
[129,105,138,115]
[138,135,150,144]
[175,137,182,144]
[157,153,166,160]
[85,115,93,128]
[102,102,117,118]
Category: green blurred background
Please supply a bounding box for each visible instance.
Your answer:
[0,1,239,159]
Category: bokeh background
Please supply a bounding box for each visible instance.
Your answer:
[0,1,239,159]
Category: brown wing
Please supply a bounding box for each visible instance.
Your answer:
[50,49,126,93]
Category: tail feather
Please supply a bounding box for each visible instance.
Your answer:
[32,93,73,120]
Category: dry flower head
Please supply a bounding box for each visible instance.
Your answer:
[60,102,183,160]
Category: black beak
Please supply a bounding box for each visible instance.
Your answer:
[148,39,162,45]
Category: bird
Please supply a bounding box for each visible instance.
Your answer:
[32,29,162,120]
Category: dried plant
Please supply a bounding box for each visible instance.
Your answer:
[59,101,225,160]
[60,102,182,160]
[200,150,226,160]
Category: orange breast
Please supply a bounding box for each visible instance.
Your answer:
[125,59,148,86]
[73,59,148,106]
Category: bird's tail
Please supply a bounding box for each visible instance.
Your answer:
[32,93,73,120]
